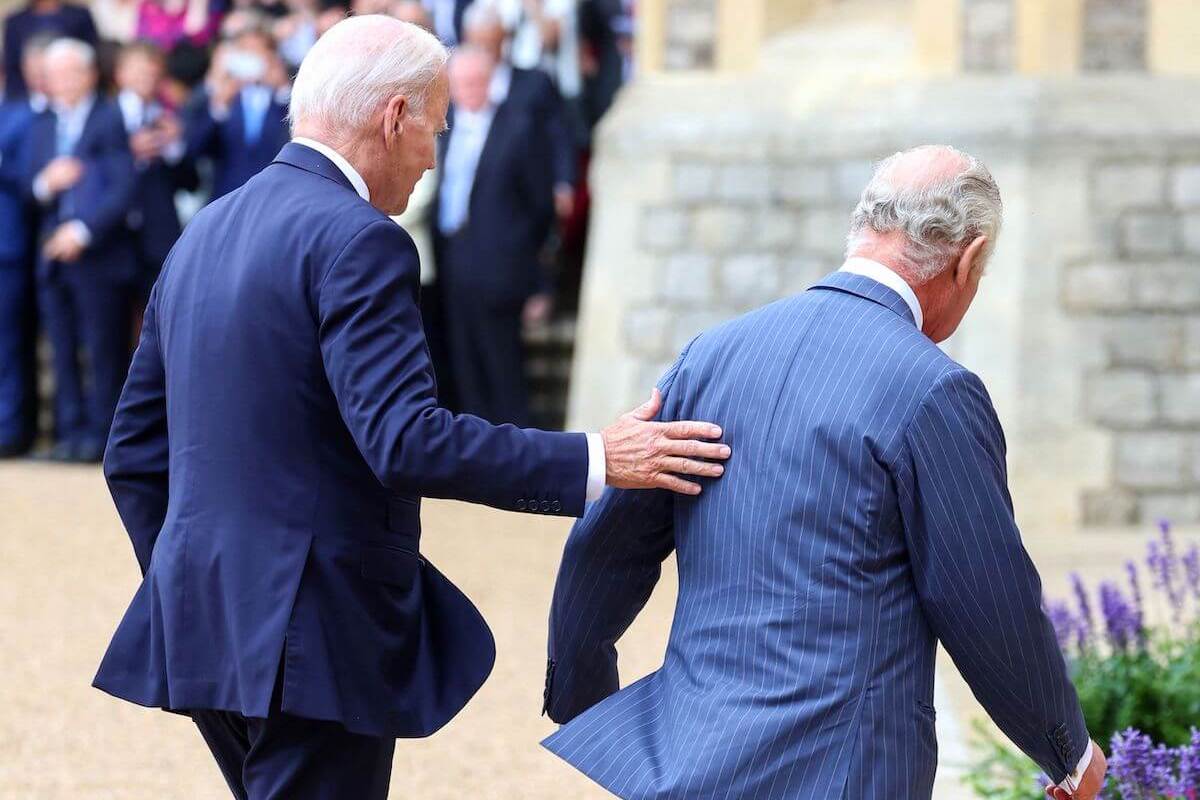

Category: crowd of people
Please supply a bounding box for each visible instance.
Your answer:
[0,0,633,461]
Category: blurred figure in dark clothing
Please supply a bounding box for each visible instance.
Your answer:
[114,42,198,299]
[421,0,471,46]
[27,38,138,462]
[462,1,575,220]
[185,27,290,201]
[18,33,54,111]
[0,63,39,456]
[434,46,555,427]
[3,0,97,99]
[579,0,632,129]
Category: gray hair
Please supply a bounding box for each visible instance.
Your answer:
[845,146,1003,284]
[462,1,505,33]
[289,15,448,136]
[44,37,96,69]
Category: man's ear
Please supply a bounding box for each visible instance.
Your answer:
[956,235,988,287]
[383,95,408,147]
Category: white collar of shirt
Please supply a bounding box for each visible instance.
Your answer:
[117,89,151,130]
[291,137,371,203]
[839,257,924,330]
[53,93,96,125]
[489,63,512,105]
[29,93,48,114]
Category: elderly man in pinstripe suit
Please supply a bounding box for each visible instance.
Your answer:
[542,146,1107,800]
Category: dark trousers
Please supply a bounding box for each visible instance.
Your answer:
[191,686,395,800]
[38,264,132,446]
[0,260,31,447]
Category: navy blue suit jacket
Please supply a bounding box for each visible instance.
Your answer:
[0,100,36,264]
[543,271,1089,799]
[94,143,589,738]
[507,67,577,189]
[26,99,138,283]
[433,101,555,309]
[185,89,290,201]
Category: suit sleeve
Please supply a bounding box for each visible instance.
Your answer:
[184,93,221,161]
[103,286,170,575]
[75,110,137,243]
[543,342,693,723]
[895,368,1090,783]
[317,219,589,515]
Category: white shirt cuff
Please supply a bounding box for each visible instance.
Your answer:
[585,432,606,502]
[33,174,53,204]
[1058,741,1093,792]
[162,138,186,165]
[65,220,92,248]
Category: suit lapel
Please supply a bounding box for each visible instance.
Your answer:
[809,270,918,327]
[468,100,513,208]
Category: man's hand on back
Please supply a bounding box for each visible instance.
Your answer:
[1045,742,1106,800]
[602,388,730,496]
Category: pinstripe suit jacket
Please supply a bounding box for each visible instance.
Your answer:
[542,271,1089,799]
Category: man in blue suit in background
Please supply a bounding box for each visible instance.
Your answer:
[27,38,137,462]
[186,28,291,202]
[542,146,1107,800]
[93,16,729,800]
[0,65,38,456]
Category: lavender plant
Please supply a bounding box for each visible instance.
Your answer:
[969,522,1200,800]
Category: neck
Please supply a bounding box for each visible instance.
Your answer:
[31,0,61,11]
[294,126,387,209]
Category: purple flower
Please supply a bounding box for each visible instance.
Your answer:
[1071,572,1095,649]
[1099,581,1140,650]
[1180,729,1200,795]
[1126,560,1148,648]
[1110,728,1177,799]
[1045,599,1077,653]
[1183,544,1200,604]
[1149,521,1185,622]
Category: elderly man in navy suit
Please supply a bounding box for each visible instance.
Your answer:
[93,16,729,800]
[186,28,291,202]
[27,38,137,462]
[542,146,1108,800]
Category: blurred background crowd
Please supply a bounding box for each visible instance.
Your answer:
[0,0,634,463]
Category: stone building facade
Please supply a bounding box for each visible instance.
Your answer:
[571,0,1200,530]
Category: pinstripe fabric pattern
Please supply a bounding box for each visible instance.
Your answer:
[542,271,1089,799]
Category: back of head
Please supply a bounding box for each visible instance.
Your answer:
[289,14,448,137]
[845,145,1003,284]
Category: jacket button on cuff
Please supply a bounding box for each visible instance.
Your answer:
[552,500,562,512]
[541,501,551,512]
[516,499,527,511]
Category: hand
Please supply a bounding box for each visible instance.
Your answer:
[1044,742,1106,800]
[129,128,163,161]
[38,156,84,194]
[207,48,242,112]
[43,223,86,263]
[554,185,575,220]
[523,292,553,328]
[602,388,730,495]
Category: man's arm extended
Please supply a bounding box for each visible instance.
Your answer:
[543,343,694,722]
[896,368,1099,791]
[317,220,727,516]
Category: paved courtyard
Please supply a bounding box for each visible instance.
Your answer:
[0,460,1168,799]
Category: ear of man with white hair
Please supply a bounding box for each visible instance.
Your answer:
[841,145,1003,343]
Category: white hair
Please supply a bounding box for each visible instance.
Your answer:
[289,15,448,136]
[462,1,504,34]
[44,37,96,69]
[845,146,1003,284]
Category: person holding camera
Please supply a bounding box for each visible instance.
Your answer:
[185,27,291,202]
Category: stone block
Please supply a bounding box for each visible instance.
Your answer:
[1121,211,1179,257]
[659,252,715,305]
[720,255,782,306]
[1138,493,1200,525]
[1184,318,1200,368]
[773,164,834,205]
[799,209,851,256]
[623,306,673,359]
[671,310,727,352]
[1081,488,1138,527]
[754,209,800,250]
[1160,373,1200,425]
[1082,0,1147,71]
[672,161,716,203]
[693,207,751,253]
[639,206,690,253]
[718,162,772,203]
[782,256,835,294]
[1092,162,1165,211]
[833,160,876,203]
[1181,213,1200,255]
[1135,264,1200,311]
[1171,164,1200,208]
[1062,263,1135,312]
[1114,432,1189,489]
[1098,317,1184,368]
[1083,371,1156,427]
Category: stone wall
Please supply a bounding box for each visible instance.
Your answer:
[1082,0,1147,71]
[1066,154,1200,524]
[961,0,1014,72]
[663,0,718,70]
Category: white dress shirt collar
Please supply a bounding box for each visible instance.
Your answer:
[291,137,371,203]
[489,62,513,105]
[839,257,924,330]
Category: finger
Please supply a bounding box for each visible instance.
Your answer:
[660,456,725,478]
[661,419,723,440]
[631,388,662,422]
[663,439,731,461]
[655,474,702,496]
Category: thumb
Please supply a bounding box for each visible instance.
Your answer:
[632,387,662,421]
